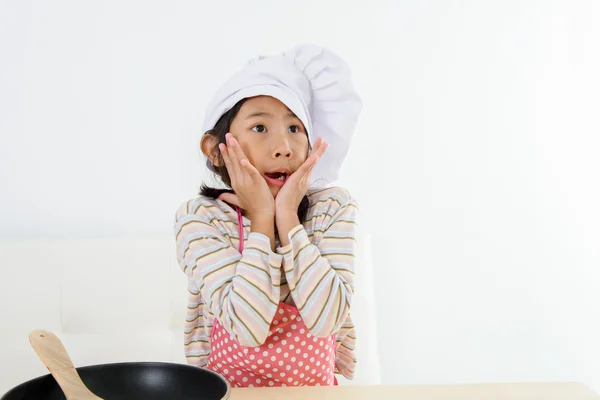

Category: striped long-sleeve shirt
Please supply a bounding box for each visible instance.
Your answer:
[173,186,358,379]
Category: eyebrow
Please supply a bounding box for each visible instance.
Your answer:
[245,111,298,119]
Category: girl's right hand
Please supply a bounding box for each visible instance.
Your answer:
[219,133,274,219]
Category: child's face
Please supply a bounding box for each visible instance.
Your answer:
[229,96,310,198]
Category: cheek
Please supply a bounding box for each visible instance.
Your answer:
[238,143,264,172]
[294,136,310,159]
[238,136,269,162]
[236,141,256,161]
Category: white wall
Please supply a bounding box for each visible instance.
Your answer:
[1,0,599,393]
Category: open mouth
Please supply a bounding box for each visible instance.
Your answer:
[264,172,288,181]
[264,169,291,186]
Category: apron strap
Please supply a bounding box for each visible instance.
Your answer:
[236,206,244,253]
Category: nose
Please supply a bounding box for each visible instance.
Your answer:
[272,135,293,159]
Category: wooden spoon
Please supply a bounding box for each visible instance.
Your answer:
[29,330,103,400]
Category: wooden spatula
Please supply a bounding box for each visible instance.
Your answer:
[29,330,103,400]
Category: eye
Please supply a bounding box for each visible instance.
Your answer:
[289,125,300,133]
[252,125,267,133]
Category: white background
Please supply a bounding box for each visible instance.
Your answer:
[1,0,599,392]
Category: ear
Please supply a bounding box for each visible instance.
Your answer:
[200,133,224,167]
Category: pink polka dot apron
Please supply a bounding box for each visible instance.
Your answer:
[206,207,339,388]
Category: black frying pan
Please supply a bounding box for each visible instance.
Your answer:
[1,330,230,400]
[1,362,230,400]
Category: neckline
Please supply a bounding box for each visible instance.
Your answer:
[217,198,251,227]
[216,197,282,247]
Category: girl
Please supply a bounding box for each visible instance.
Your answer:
[174,44,362,388]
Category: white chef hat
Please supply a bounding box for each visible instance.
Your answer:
[201,44,362,186]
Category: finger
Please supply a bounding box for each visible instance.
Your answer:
[241,160,271,190]
[230,137,259,188]
[289,159,315,185]
[309,137,325,157]
[298,148,324,176]
[304,156,320,178]
[225,134,238,165]
[219,143,232,169]
[219,143,239,186]
[228,135,251,170]
[311,139,328,160]
[218,192,241,208]
[227,134,250,184]
[240,159,262,179]
[225,134,242,181]
[305,140,327,175]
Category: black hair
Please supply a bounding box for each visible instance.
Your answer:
[199,98,311,223]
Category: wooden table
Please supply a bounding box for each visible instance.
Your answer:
[230,382,599,399]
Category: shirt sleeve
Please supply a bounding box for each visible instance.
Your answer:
[174,202,283,347]
[277,197,358,338]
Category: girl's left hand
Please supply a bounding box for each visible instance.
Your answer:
[275,137,328,216]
